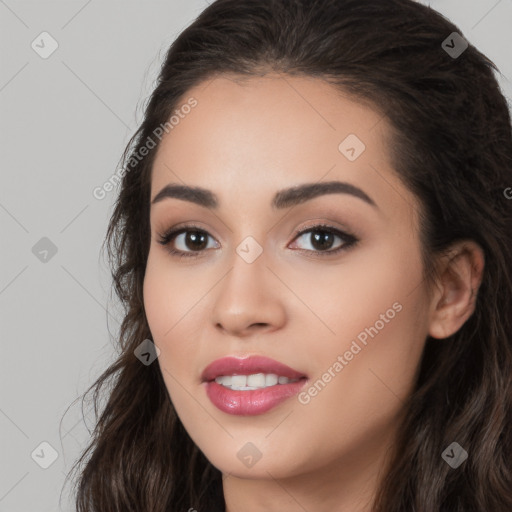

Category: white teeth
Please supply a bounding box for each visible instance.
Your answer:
[265,374,278,386]
[231,375,247,388]
[247,373,266,387]
[214,373,300,390]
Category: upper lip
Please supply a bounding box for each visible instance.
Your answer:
[201,355,307,382]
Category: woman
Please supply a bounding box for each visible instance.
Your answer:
[66,0,512,510]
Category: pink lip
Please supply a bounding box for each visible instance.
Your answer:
[201,356,308,416]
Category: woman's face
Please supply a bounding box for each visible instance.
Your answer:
[143,74,433,483]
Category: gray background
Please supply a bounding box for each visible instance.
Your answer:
[1,0,511,510]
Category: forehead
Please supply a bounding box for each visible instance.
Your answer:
[152,73,387,171]
[149,73,415,222]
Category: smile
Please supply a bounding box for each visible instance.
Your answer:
[215,373,301,390]
[201,355,308,415]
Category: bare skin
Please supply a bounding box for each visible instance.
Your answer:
[143,73,484,512]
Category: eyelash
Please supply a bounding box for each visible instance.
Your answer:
[156,223,359,260]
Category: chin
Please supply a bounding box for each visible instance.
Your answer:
[193,435,309,480]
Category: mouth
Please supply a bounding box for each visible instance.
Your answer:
[213,373,301,390]
[201,355,308,416]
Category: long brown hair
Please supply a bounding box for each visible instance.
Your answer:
[64,0,512,510]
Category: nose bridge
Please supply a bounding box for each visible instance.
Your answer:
[211,236,286,335]
[222,235,268,306]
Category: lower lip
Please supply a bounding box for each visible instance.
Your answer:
[204,379,307,416]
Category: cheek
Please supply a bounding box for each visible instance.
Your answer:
[297,238,427,416]
[298,293,426,462]
[291,284,428,472]
[143,254,218,447]
[143,249,203,340]
[143,251,197,371]
[288,232,425,358]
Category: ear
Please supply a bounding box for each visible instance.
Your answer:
[428,240,485,340]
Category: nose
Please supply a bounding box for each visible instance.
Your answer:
[210,251,287,338]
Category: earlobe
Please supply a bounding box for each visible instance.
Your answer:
[428,241,485,340]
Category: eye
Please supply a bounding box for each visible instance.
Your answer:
[157,225,218,259]
[156,223,358,259]
[289,224,358,257]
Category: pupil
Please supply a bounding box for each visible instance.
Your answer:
[187,231,207,251]
[312,231,333,250]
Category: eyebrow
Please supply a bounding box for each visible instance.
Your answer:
[151,181,377,210]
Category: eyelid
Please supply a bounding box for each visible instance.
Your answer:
[156,221,359,258]
[288,223,358,257]
[156,223,219,251]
